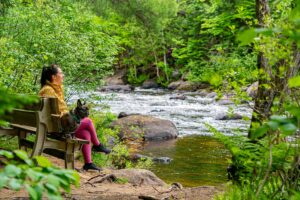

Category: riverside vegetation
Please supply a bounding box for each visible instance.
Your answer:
[0,0,300,199]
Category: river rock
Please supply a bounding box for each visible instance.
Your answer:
[130,154,151,162]
[152,157,172,164]
[177,82,209,91]
[169,94,186,100]
[206,92,217,99]
[168,81,210,91]
[104,69,127,85]
[150,109,165,113]
[118,112,140,119]
[111,169,166,186]
[111,115,178,141]
[246,81,258,98]
[168,81,183,90]
[215,113,243,120]
[217,99,234,105]
[141,79,159,89]
[198,89,210,97]
[99,85,134,92]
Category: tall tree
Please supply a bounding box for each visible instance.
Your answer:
[249,0,300,138]
[249,0,271,138]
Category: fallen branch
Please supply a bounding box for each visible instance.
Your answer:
[88,174,117,184]
[87,173,106,182]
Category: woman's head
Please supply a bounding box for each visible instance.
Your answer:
[40,64,64,87]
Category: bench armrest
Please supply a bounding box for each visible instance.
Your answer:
[67,137,89,145]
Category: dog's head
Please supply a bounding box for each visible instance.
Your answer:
[73,99,89,121]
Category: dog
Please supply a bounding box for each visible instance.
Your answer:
[71,99,89,122]
[60,99,89,136]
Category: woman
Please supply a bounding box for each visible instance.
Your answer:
[39,64,110,171]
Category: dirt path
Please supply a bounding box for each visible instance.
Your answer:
[0,156,223,200]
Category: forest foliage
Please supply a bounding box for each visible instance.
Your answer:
[0,0,300,199]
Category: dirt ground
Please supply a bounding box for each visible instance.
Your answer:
[0,156,224,200]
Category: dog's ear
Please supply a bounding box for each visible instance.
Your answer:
[77,99,82,108]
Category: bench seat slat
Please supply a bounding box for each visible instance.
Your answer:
[0,127,18,136]
[10,124,36,132]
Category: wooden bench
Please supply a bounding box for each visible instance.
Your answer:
[0,97,88,169]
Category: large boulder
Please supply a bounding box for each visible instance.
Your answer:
[168,81,210,91]
[87,169,166,187]
[141,79,159,89]
[111,169,166,186]
[111,115,178,141]
[104,69,127,85]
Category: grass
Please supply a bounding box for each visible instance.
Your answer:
[0,136,18,151]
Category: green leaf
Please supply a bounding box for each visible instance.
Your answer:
[24,158,34,166]
[26,168,44,182]
[251,125,268,139]
[270,115,288,123]
[209,74,222,87]
[237,28,256,46]
[25,184,38,200]
[280,123,297,136]
[47,174,61,187]
[288,76,300,88]
[267,121,279,130]
[8,179,22,190]
[0,150,14,159]
[4,165,22,177]
[47,192,62,200]
[34,156,52,168]
[58,178,71,193]
[14,150,29,161]
[71,171,80,187]
[33,183,43,200]
[286,106,300,118]
[0,175,9,189]
[45,183,58,194]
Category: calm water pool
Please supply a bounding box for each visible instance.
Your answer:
[142,135,231,187]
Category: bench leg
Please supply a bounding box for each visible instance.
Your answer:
[19,130,28,151]
[31,124,47,157]
[65,143,75,169]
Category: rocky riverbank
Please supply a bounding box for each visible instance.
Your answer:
[0,156,224,200]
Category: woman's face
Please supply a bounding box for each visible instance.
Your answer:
[52,67,64,85]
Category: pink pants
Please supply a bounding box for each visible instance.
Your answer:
[75,117,100,163]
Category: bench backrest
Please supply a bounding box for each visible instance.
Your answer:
[11,97,62,133]
[39,97,61,133]
[11,109,38,128]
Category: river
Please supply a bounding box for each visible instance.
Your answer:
[71,87,253,186]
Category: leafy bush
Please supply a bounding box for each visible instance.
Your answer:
[0,87,38,126]
[127,66,149,86]
[0,150,80,200]
[88,107,152,170]
[209,106,300,199]
[0,0,118,93]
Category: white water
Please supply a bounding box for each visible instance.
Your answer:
[70,88,253,136]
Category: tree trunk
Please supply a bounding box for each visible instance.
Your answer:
[249,0,271,138]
